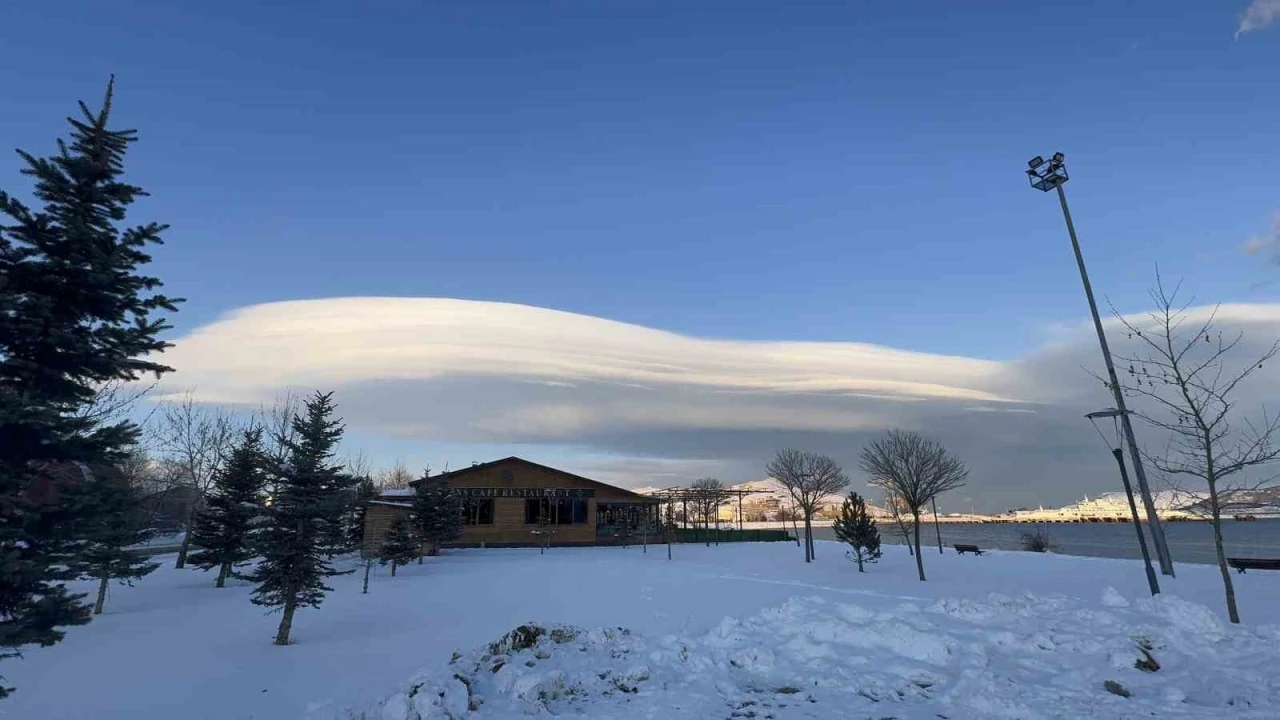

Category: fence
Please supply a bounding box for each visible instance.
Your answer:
[671,527,793,544]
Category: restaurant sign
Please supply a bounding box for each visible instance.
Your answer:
[456,487,595,499]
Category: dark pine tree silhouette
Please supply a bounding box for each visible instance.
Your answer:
[345,475,377,554]
[247,392,349,645]
[0,78,179,696]
[189,428,267,587]
[378,514,419,577]
[831,492,882,572]
[412,474,461,559]
[65,475,160,614]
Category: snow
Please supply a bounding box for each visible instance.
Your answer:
[6,542,1280,719]
[126,531,184,551]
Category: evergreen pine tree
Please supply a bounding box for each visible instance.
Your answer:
[412,474,461,558]
[189,428,267,587]
[64,475,160,614]
[247,392,349,645]
[378,514,419,577]
[315,468,360,561]
[0,79,179,696]
[832,492,881,572]
[343,475,377,555]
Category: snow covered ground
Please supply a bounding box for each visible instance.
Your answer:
[5,542,1280,719]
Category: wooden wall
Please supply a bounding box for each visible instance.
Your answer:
[362,502,414,557]
[361,458,657,552]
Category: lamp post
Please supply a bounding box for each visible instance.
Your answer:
[1026,153,1175,577]
[1087,409,1160,596]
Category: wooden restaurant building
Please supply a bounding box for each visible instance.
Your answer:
[361,456,662,552]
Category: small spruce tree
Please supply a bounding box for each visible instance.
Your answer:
[247,392,350,646]
[412,474,462,558]
[66,475,161,614]
[378,514,419,577]
[832,492,881,573]
[189,428,267,587]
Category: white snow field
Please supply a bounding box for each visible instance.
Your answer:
[5,542,1280,720]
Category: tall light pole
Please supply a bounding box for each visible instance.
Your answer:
[1026,153,1175,577]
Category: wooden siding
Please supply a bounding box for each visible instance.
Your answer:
[361,457,657,551]
[361,502,416,557]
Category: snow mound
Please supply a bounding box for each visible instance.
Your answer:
[320,593,1280,719]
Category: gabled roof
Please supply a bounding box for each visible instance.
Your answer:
[411,456,657,502]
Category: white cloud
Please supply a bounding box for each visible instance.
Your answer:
[157,297,1280,509]
[1242,213,1280,260]
[1237,0,1280,36]
[161,297,1008,408]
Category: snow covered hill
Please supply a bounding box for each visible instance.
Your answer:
[338,590,1278,720]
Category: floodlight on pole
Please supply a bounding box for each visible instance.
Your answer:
[1025,152,1175,577]
[1086,408,1160,596]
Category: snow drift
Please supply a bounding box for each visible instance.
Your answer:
[316,590,1280,720]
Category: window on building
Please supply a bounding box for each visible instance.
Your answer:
[524,497,588,525]
[462,498,494,525]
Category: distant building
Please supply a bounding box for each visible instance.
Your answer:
[140,485,203,532]
[362,456,661,553]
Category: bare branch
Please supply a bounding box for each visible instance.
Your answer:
[858,429,968,515]
[1113,270,1280,624]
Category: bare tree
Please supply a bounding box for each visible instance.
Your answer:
[1113,275,1280,624]
[346,449,373,484]
[860,430,967,581]
[258,390,301,476]
[374,460,415,491]
[157,391,236,568]
[766,450,848,563]
[883,490,915,557]
[76,378,159,428]
[688,477,728,545]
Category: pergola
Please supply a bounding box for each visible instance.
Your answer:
[646,485,770,532]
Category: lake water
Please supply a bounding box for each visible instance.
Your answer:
[810,519,1280,566]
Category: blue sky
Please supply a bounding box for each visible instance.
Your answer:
[2,1,1278,506]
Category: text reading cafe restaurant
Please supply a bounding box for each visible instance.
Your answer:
[361,456,663,551]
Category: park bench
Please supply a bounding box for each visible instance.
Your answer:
[1227,557,1280,574]
[954,544,984,556]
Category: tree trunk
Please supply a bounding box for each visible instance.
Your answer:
[855,551,864,573]
[808,513,816,560]
[94,569,109,614]
[427,541,440,557]
[363,559,372,594]
[391,560,398,577]
[274,599,296,645]
[932,498,943,554]
[216,561,230,588]
[175,507,200,569]
[1208,482,1240,623]
[803,514,813,563]
[912,511,926,581]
